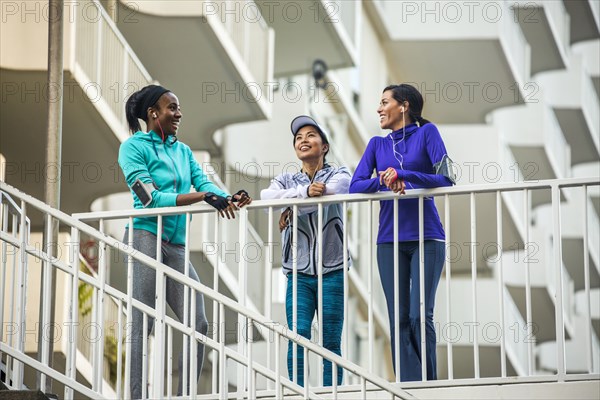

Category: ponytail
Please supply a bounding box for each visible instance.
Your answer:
[125,90,144,133]
[411,113,431,127]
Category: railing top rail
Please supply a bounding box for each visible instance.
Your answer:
[0,189,31,227]
[71,177,600,222]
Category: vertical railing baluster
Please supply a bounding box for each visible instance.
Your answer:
[470,193,480,378]
[238,208,249,395]
[190,290,198,397]
[497,192,507,378]
[265,206,274,390]
[183,213,191,396]
[304,347,309,400]
[524,189,534,374]
[14,201,27,389]
[219,303,226,400]
[419,196,427,381]
[142,313,148,399]
[65,226,80,400]
[212,212,220,395]
[0,204,8,383]
[96,219,107,392]
[153,216,165,398]
[393,197,400,381]
[444,194,453,380]
[40,214,53,391]
[552,184,566,380]
[167,325,173,399]
[342,201,349,384]
[367,200,374,374]
[116,300,124,399]
[124,218,134,399]
[247,317,255,400]
[275,333,281,399]
[292,204,298,384]
[317,202,324,386]
[582,185,592,373]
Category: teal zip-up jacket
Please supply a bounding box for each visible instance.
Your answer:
[118,130,229,245]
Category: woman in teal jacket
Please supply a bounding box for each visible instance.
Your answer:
[118,85,251,399]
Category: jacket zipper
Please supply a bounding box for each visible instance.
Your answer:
[308,213,317,275]
[163,142,180,243]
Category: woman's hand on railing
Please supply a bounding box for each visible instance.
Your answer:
[204,192,238,219]
[279,208,292,232]
[230,189,252,207]
[379,167,398,187]
[389,179,406,195]
[308,182,326,197]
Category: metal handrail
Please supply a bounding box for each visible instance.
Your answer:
[1,180,415,399]
[73,177,600,221]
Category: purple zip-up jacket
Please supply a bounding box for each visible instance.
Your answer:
[349,123,453,244]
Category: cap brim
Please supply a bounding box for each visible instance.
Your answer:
[291,115,321,135]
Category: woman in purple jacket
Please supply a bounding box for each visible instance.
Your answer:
[349,84,455,381]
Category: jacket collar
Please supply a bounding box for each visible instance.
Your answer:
[390,123,419,139]
[295,163,332,181]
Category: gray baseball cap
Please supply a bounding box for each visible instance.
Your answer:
[290,115,329,144]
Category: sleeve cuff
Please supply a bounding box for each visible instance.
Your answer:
[301,185,310,198]
[154,192,178,207]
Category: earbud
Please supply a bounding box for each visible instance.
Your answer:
[152,113,157,118]
[400,107,405,113]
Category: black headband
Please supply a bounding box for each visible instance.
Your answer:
[136,85,170,120]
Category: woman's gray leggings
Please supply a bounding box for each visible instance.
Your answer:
[126,229,208,399]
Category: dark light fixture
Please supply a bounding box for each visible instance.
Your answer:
[312,59,328,89]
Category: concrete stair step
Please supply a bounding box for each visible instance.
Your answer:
[0,390,52,400]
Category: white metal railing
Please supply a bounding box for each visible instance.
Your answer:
[218,1,272,89]
[71,1,153,137]
[591,0,600,30]
[543,105,571,179]
[0,181,412,400]
[0,191,30,391]
[2,176,599,397]
[325,0,357,47]
[543,0,570,60]
[77,252,127,396]
[502,1,532,86]
[581,71,600,153]
[74,177,599,386]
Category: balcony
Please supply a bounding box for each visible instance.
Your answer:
[254,0,358,77]
[492,101,571,207]
[112,0,274,155]
[0,0,152,218]
[513,0,570,75]
[563,0,600,44]
[368,0,531,124]
[538,53,600,167]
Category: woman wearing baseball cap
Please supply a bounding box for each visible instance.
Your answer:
[261,115,351,386]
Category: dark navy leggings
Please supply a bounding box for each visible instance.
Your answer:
[377,240,445,381]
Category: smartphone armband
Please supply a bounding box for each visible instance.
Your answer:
[131,179,154,207]
[433,155,456,184]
